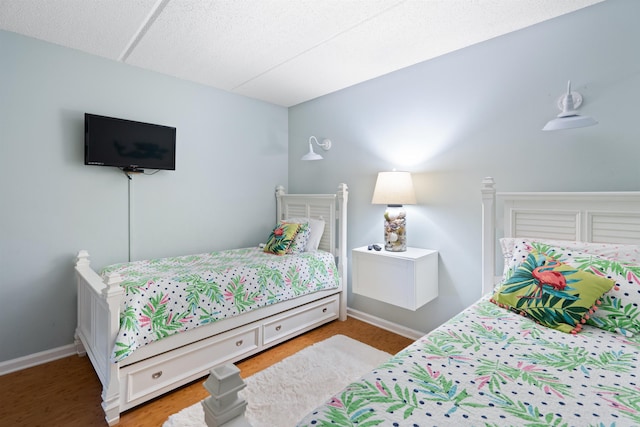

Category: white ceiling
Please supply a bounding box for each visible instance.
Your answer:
[0,0,603,107]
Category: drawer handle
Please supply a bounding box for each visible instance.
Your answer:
[152,371,163,380]
[236,340,243,347]
[275,325,282,331]
[322,308,328,313]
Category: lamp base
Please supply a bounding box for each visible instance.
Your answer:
[383,205,407,252]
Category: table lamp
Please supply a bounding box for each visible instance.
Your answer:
[371,171,416,251]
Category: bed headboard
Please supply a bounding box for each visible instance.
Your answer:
[481,177,640,295]
[274,183,348,257]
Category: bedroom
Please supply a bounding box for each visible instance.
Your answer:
[1,0,639,425]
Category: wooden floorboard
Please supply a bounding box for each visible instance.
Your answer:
[0,317,413,427]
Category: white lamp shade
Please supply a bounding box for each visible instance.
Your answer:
[301,136,331,160]
[542,81,597,131]
[542,114,597,131]
[301,145,323,160]
[371,171,416,205]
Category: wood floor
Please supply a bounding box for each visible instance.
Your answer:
[0,317,413,427]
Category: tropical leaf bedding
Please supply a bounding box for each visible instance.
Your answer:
[297,299,640,426]
[100,247,339,362]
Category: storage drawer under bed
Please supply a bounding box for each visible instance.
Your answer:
[263,294,339,345]
[118,293,340,410]
[121,325,259,406]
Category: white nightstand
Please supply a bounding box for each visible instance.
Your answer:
[352,246,438,310]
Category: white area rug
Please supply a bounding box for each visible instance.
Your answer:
[163,334,391,427]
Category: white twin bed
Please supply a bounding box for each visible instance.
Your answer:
[209,177,640,427]
[74,184,348,425]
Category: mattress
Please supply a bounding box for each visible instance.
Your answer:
[297,298,640,426]
[100,247,339,361]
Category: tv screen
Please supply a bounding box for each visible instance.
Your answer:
[85,113,176,172]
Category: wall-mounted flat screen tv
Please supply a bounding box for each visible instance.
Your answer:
[85,113,176,172]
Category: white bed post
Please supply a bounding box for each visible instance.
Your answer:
[74,250,125,425]
[75,250,91,356]
[337,183,349,321]
[275,185,285,221]
[481,177,496,297]
[101,271,125,426]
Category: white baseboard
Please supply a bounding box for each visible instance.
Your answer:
[1,309,421,376]
[347,308,425,341]
[0,344,77,376]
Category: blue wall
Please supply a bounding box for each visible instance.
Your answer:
[3,0,639,364]
[288,0,640,333]
[0,31,288,362]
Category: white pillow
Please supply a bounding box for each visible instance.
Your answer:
[285,217,325,251]
[305,217,325,251]
[500,237,640,280]
[501,238,640,264]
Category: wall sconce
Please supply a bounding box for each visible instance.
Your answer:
[301,136,332,161]
[371,171,416,252]
[542,80,597,131]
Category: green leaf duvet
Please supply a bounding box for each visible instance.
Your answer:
[297,299,640,426]
[101,247,339,362]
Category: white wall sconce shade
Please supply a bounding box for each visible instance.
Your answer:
[542,80,597,131]
[371,171,417,252]
[301,136,332,161]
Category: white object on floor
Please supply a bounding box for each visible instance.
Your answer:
[202,364,249,427]
[163,334,391,427]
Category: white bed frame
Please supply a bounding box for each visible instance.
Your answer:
[481,176,640,295]
[74,183,348,425]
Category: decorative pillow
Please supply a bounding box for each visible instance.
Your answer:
[285,217,325,251]
[280,220,310,254]
[500,239,640,337]
[263,223,300,255]
[491,250,615,334]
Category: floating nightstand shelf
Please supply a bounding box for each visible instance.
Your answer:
[352,246,438,310]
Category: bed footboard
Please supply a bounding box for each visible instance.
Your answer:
[75,250,124,426]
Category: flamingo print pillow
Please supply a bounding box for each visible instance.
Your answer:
[501,238,640,337]
[491,250,614,334]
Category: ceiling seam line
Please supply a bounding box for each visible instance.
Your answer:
[229,0,408,92]
[118,0,171,62]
